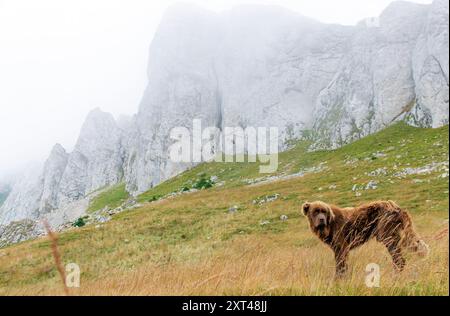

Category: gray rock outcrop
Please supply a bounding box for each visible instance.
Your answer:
[0,109,126,227]
[313,0,449,148]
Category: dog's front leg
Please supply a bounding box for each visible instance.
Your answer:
[334,248,349,279]
[386,240,406,272]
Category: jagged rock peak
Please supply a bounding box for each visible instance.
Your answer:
[49,143,67,156]
[56,108,125,205]
[77,108,119,142]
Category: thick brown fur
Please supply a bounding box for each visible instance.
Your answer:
[302,200,429,278]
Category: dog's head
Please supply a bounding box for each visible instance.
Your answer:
[302,201,335,236]
[412,239,430,257]
[401,231,430,257]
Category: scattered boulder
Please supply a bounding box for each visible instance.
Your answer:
[228,206,239,214]
[253,194,280,205]
[246,163,329,186]
[94,215,111,223]
[372,151,387,158]
[367,167,388,177]
[122,198,137,209]
[210,176,218,183]
[365,180,378,190]
[344,158,359,165]
[394,161,449,178]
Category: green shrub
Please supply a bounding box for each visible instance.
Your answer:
[72,217,86,228]
[148,195,162,202]
[192,177,214,190]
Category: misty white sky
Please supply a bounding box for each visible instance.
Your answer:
[0,0,432,178]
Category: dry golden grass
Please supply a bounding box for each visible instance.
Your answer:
[0,173,448,295]
[0,180,447,296]
[0,123,447,296]
[1,230,447,296]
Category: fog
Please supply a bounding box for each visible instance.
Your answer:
[0,0,432,179]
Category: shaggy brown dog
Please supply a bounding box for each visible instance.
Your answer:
[302,200,429,278]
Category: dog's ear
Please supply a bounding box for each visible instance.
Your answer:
[302,202,311,216]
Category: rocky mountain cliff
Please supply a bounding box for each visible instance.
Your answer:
[313,0,449,148]
[0,0,448,229]
[0,109,126,226]
[0,184,11,207]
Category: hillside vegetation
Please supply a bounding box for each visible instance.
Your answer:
[0,123,448,295]
[87,183,129,213]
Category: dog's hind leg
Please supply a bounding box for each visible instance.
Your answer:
[376,209,407,271]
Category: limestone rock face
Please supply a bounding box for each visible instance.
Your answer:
[312,1,449,148]
[124,5,355,193]
[0,164,43,225]
[409,0,449,127]
[1,1,448,230]
[122,5,222,193]
[126,1,448,190]
[214,7,352,147]
[39,144,68,214]
[57,108,125,205]
[0,109,125,227]
[0,182,11,207]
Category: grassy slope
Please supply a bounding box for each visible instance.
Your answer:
[0,123,448,295]
[87,183,129,213]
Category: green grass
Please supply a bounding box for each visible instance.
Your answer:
[0,122,448,295]
[87,183,129,212]
[138,122,449,205]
